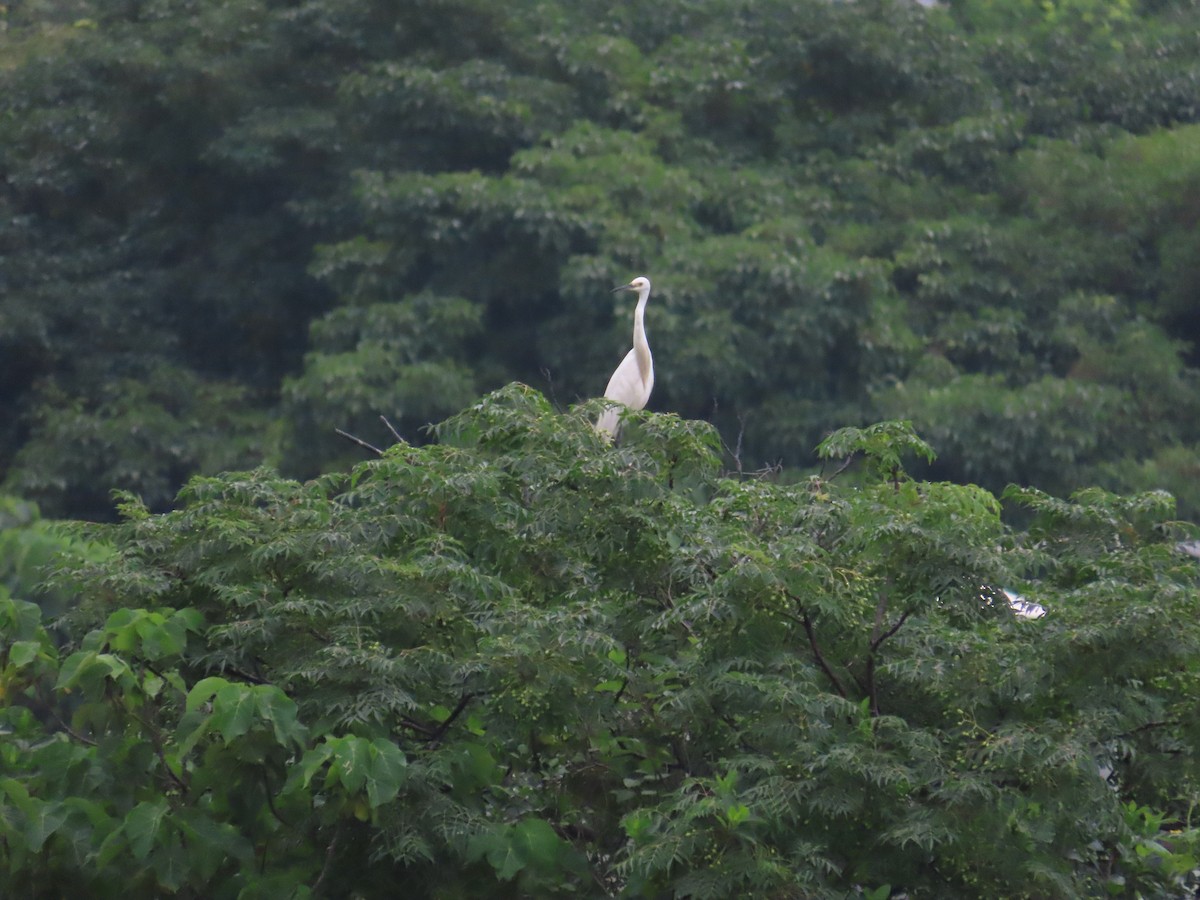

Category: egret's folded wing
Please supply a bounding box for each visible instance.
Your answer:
[603,349,646,409]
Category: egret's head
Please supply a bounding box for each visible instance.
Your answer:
[612,275,651,295]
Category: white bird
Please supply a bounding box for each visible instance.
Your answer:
[596,276,654,439]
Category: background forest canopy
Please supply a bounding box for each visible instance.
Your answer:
[1,0,1200,522]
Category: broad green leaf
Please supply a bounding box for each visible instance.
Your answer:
[365,738,408,808]
[125,800,169,861]
[185,676,229,712]
[211,683,257,743]
[254,684,306,747]
[487,833,526,882]
[330,736,370,794]
[54,651,97,691]
[512,818,563,869]
[7,640,41,669]
[296,742,335,789]
[24,799,68,852]
[152,831,188,891]
[55,651,130,692]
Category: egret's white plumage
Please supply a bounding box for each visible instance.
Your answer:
[596,276,654,438]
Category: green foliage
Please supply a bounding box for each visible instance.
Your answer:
[5,366,267,521]
[1,0,1199,524]
[3,389,1198,896]
[0,495,112,618]
[817,421,936,481]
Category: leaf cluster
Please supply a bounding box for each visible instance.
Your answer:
[3,389,1198,896]
[2,0,1200,518]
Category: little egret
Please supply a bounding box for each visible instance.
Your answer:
[596,276,654,438]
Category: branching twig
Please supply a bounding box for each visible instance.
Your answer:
[870,608,912,654]
[611,677,630,705]
[428,692,476,744]
[783,599,848,699]
[732,414,745,474]
[49,708,98,747]
[131,707,189,796]
[715,407,760,479]
[824,454,856,481]
[1121,720,1180,738]
[864,585,912,717]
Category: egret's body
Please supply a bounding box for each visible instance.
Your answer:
[596,276,654,438]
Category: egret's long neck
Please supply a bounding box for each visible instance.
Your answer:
[632,286,652,383]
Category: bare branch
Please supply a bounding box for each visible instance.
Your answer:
[399,716,436,737]
[428,692,476,744]
[540,367,561,410]
[312,822,342,897]
[825,454,856,481]
[801,612,847,698]
[262,770,294,830]
[335,428,383,456]
[220,664,270,685]
[783,598,849,699]
[714,403,752,478]
[870,608,912,654]
[863,584,913,716]
[379,415,407,445]
[49,709,98,747]
[869,590,890,647]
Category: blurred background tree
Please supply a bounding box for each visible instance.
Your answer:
[2,0,1198,518]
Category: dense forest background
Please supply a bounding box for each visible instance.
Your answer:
[3,0,1199,521]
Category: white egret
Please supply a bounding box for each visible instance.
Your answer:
[595,276,654,439]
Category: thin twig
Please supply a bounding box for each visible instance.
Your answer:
[222,665,269,685]
[540,367,560,410]
[828,454,857,480]
[262,770,294,830]
[312,822,342,897]
[399,716,436,737]
[732,414,746,475]
[869,590,890,648]
[783,601,848,699]
[50,709,98,747]
[801,612,848,699]
[379,415,406,445]
[870,608,912,654]
[132,707,189,795]
[863,581,911,716]
[716,413,747,476]
[335,428,383,456]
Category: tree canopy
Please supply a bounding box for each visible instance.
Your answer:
[3,388,1199,896]
[2,0,1199,519]
[3,2,1200,895]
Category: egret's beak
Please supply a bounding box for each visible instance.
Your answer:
[611,281,635,293]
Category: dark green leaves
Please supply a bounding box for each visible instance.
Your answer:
[185,677,306,748]
[4,0,1199,519]
[818,420,936,479]
[297,735,408,809]
[4,388,1200,895]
